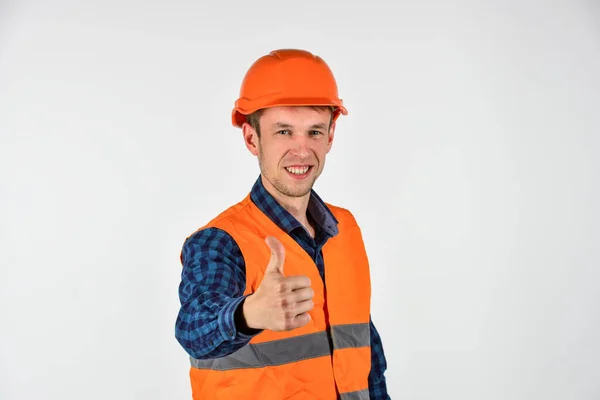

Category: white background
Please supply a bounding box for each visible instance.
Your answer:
[1,1,599,399]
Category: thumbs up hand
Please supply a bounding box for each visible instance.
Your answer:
[242,236,314,332]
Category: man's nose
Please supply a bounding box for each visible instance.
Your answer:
[290,135,311,158]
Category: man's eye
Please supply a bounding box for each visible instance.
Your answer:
[277,130,291,135]
[310,131,323,135]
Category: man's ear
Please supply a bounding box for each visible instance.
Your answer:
[242,123,259,156]
[326,121,336,153]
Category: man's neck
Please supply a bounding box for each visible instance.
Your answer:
[261,175,312,231]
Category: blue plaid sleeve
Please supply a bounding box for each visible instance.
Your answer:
[369,317,391,399]
[175,227,259,359]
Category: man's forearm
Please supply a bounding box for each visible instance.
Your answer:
[176,227,259,359]
[176,294,259,359]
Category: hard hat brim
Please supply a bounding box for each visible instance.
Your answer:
[232,97,348,128]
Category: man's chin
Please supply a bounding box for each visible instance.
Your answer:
[275,180,314,198]
[279,187,312,198]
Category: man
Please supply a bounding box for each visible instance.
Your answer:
[175,49,390,399]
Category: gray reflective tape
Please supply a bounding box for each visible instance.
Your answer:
[190,331,331,370]
[331,323,370,350]
[190,323,370,371]
[340,389,370,400]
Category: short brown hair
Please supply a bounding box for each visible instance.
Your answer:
[246,106,335,137]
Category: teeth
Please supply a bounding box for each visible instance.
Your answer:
[286,166,310,175]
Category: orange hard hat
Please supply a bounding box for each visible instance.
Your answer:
[231,49,348,128]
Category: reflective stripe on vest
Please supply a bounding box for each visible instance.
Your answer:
[190,323,370,370]
[340,389,370,400]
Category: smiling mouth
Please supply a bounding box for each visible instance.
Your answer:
[284,165,313,176]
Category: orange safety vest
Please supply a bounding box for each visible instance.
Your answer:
[185,194,372,400]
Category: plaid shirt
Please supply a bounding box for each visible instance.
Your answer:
[176,175,390,399]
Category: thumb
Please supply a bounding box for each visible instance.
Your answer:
[265,236,285,275]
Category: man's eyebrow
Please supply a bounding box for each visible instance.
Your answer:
[272,122,328,130]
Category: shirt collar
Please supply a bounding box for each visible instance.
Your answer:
[250,175,339,237]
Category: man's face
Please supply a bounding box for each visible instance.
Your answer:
[244,106,335,199]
